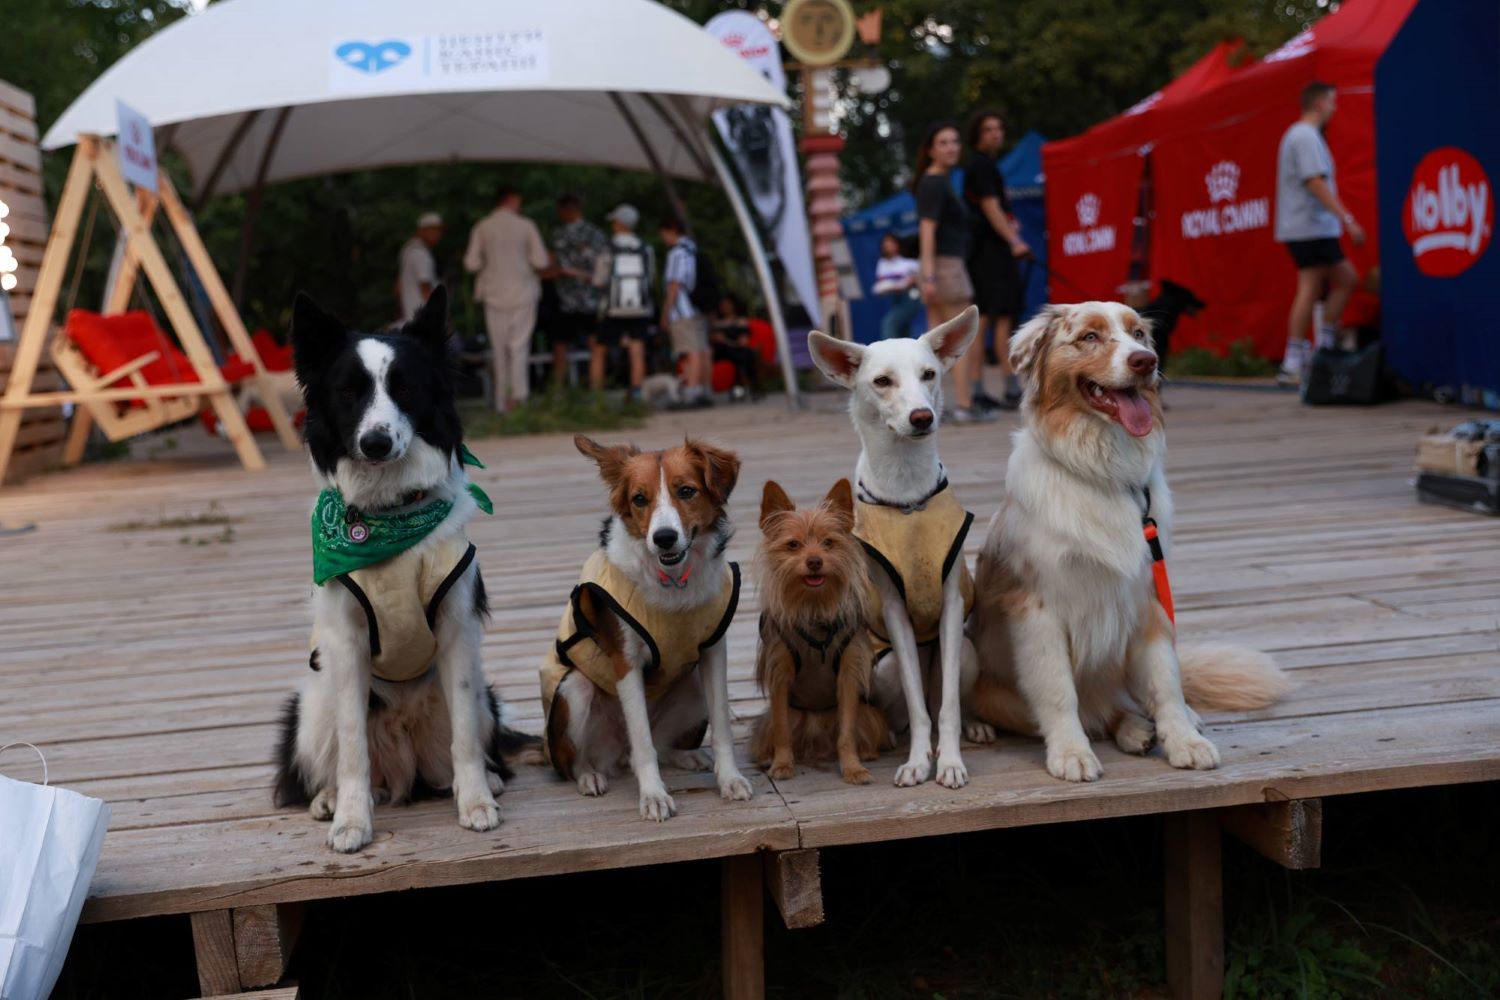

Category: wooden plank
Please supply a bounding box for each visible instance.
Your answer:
[764,848,824,929]
[1222,798,1322,870]
[1164,810,1223,1000]
[196,990,297,1000]
[233,903,302,989]
[0,102,39,142]
[0,78,37,118]
[0,131,41,171]
[190,909,243,996]
[721,853,764,1000]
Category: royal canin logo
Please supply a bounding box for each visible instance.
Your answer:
[1403,147,1492,278]
[1076,193,1100,227]
[1062,193,1113,256]
[1181,159,1268,240]
[721,32,771,59]
[1205,161,1240,203]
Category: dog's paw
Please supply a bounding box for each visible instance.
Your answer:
[768,760,796,781]
[577,771,608,797]
[661,748,714,772]
[309,788,336,822]
[1046,742,1102,782]
[486,770,506,797]
[718,770,754,802]
[1162,730,1220,770]
[457,795,501,832]
[840,763,874,785]
[935,753,969,789]
[371,787,392,807]
[639,785,677,822]
[327,816,373,853]
[1114,714,1156,755]
[894,755,932,787]
[964,720,998,744]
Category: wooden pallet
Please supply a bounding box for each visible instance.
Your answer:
[2,387,1497,998]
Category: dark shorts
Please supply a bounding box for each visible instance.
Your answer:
[597,316,651,348]
[966,240,1023,319]
[1284,237,1345,269]
[553,311,596,349]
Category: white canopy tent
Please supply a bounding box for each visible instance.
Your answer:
[43,0,803,403]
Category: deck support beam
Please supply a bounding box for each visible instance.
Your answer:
[1222,798,1323,870]
[764,848,824,929]
[721,853,765,1000]
[1164,810,1223,1000]
[190,903,303,996]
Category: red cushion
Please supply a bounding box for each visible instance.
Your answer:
[66,309,200,390]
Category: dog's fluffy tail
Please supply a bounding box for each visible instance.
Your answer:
[1178,643,1291,711]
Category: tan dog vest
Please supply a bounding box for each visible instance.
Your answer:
[854,482,974,656]
[317,533,476,682]
[539,549,741,723]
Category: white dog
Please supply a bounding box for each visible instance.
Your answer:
[808,309,987,789]
[969,302,1289,782]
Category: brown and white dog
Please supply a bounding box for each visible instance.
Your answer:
[539,436,753,821]
[969,302,1289,782]
[751,479,886,785]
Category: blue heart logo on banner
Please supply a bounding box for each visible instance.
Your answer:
[335,40,412,75]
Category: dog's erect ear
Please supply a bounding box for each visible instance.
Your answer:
[821,478,854,524]
[403,284,449,350]
[808,331,864,388]
[686,439,741,506]
[574,434,640,485]
[919,306,980,371]
[290,292,346,388]
[759,480,794,531]
[1010,304,1069,383]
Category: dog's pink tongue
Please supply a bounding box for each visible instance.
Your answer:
[1113,390,1154,437]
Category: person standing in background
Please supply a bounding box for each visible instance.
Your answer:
[1274,81,1365,384]
[873,232,922,339]
[464,185,552,413]
[595,204,655,402]
[914,121,994,424]
[963,109,1031,409]
[659,217,714,409]
[550,193,609,391]
[396,212,443,322]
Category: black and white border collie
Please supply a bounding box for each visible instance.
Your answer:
[273,286,532,853]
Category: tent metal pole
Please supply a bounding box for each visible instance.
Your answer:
[642,93,714,180]
[608,93,691,232]
[707,138,800,410]
[231,106,291,309]
[193,109,263,211]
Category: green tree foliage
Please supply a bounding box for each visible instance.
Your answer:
[4,0,1332,334]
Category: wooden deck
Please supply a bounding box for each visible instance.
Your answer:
[3,386,1498,998]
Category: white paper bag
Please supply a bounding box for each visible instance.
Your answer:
[0,744,110,1000]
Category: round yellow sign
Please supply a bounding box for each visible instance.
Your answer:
[781,0,856,67]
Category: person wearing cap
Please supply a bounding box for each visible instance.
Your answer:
[464,185,553,412]
[397,211,443,322]
[593,204,656,402]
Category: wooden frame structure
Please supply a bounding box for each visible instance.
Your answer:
[0,133,298,483]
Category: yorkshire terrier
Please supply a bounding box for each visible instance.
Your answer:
[751,479,888,784]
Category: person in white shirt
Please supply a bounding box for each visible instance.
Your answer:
[396,212,443,322]
[464,185,552,413]
[872,232,922,339]
[658,217,713,409]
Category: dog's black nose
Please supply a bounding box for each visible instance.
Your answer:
[910,408,934,430]
[1128,351,1158,376]
[652,528,679,551]
[805,555,823,573]
[359,429,393,459]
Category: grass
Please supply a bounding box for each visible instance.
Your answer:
[54,785,1500,999]
[107,500,236,533]
[1165,338,1279,379]
[460,387,649,439]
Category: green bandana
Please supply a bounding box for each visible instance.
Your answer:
[311,445,492,585]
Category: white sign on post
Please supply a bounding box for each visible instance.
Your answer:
[115,100,158,192]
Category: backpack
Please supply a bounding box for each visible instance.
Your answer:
[688,245,723,315]
[605,238,652,319]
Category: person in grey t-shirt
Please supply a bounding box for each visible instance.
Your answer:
[1274,81,1366,382]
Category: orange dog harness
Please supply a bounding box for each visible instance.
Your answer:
[1140,487,1175,624]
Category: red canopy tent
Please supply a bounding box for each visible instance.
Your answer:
[1043,40,1252,302]
[1148,0,1417,359]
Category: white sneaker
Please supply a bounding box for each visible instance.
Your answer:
[951,406,997,424]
